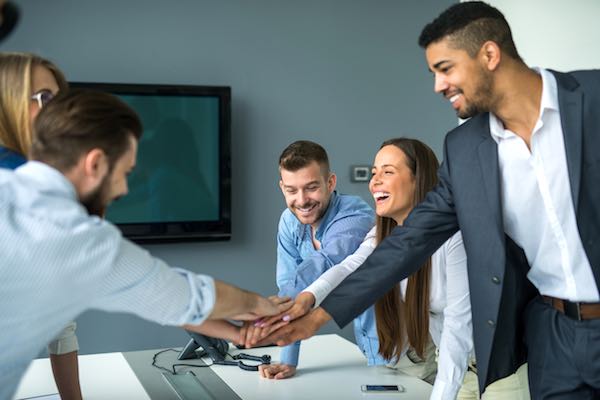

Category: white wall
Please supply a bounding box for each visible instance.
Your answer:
[479,0,600,71]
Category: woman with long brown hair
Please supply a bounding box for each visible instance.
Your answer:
[255,138,470,392]
[256,137,529,399]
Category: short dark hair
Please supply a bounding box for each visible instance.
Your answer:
[418,1,521,61]
[30,89,143,172]
[278,140,330,173]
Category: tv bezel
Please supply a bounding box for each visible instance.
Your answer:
[70,82,232,243]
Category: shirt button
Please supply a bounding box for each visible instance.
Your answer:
[492,276,501,284]
[487,320,495,327]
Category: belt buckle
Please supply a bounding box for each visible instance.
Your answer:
[564,300,582,321]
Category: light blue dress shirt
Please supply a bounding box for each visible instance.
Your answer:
[276,192,386,366]
[0,162,216,399]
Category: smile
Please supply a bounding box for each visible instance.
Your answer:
[296,204,317,213]
[372,191,390,204]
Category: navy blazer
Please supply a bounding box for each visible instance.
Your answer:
[321,69,600,391]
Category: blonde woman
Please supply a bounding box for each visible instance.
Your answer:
[0,52,82,399]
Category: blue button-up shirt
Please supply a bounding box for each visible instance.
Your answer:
[0,162,216,399]
[276,191,386,366]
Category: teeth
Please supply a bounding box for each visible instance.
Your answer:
[373,191,390,200]
[449,94,460,103]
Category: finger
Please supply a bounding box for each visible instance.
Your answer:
[244,324,257,348]
[276,299,294,313]
[281,304,310,322]
[258,365,269,378]
[268,295,291,304]
[275,371,288,379]
[255,325,294,347]
[263,366,280,379]
[238,323,248,346]
[258,312,287,328]
[250,324,263,345]
[254,320,289,344]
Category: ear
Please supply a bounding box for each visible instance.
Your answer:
[82,148,109,184]
[279,179,285,194]
[327,172,337,193]
[479,41,501,71]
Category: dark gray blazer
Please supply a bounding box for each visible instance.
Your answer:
[320,70,600,391]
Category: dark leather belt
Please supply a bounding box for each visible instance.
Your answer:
[542,295,600,321]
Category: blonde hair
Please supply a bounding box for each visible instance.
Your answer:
[0,52,67,156]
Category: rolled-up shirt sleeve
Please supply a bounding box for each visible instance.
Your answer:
[91,238,215,327]
[47,321,79,355]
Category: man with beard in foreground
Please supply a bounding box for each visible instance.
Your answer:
[0,89,291,399]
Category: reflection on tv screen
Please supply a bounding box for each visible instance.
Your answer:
[106,94,220,224]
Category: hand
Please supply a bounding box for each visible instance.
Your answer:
[239,319,289,348]
[252,307,332,347]
[231,295,293,321]
[259,363,297,379]
[256,292,316,329]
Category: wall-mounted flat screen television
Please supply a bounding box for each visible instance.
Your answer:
[70,82,231,243]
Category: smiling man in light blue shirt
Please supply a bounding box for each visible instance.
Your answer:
[0,89,289,400]
[253,140,382,379]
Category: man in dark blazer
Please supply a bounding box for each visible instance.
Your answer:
[256,2,600,399]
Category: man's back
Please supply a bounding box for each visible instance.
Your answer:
[0,162,201,398]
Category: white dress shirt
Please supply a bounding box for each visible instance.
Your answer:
[305,228,472,400]
[0,162,216,400]
[490,67,599,302]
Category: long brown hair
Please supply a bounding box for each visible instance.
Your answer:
[0,52,68,156]
[374,138,440,361]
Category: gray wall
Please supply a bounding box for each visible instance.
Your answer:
[2,0,456,354]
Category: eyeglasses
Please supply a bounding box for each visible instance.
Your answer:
[30,89,55,109]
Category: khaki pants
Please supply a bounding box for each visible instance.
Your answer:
[457,363,530,400]
[386,337,438,385]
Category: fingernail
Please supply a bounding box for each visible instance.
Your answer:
[282,315,290,322]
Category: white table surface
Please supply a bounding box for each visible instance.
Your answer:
[13,352,150,400]
[14,334,432,400]
[211,334,433,400]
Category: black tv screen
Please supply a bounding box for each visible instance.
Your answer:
[70,82,231,243]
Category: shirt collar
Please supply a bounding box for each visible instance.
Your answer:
[15,161,79,201]
[489,67,559,142]
[314,191,339,239]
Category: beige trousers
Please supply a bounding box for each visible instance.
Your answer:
[457,363,530,400]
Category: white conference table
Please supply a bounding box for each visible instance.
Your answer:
[15,334,432,399]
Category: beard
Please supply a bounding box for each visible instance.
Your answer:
[457,68,494,119]
[80,175,111,217]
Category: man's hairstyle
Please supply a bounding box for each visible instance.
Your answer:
[0,52,68,156]
[278,140,330,173]
[30,89,143,172]
[418,1,522,61]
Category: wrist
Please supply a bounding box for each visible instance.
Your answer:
[310,307,331,330]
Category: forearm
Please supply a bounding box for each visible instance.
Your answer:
[50,351,82,400]
[208,280,258,319]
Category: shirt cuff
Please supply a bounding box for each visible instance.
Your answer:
[47,321,79,355]
[430,378,462,400]
[302,285,327,308]
[174,268,216,326]
[279,341,301,366]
